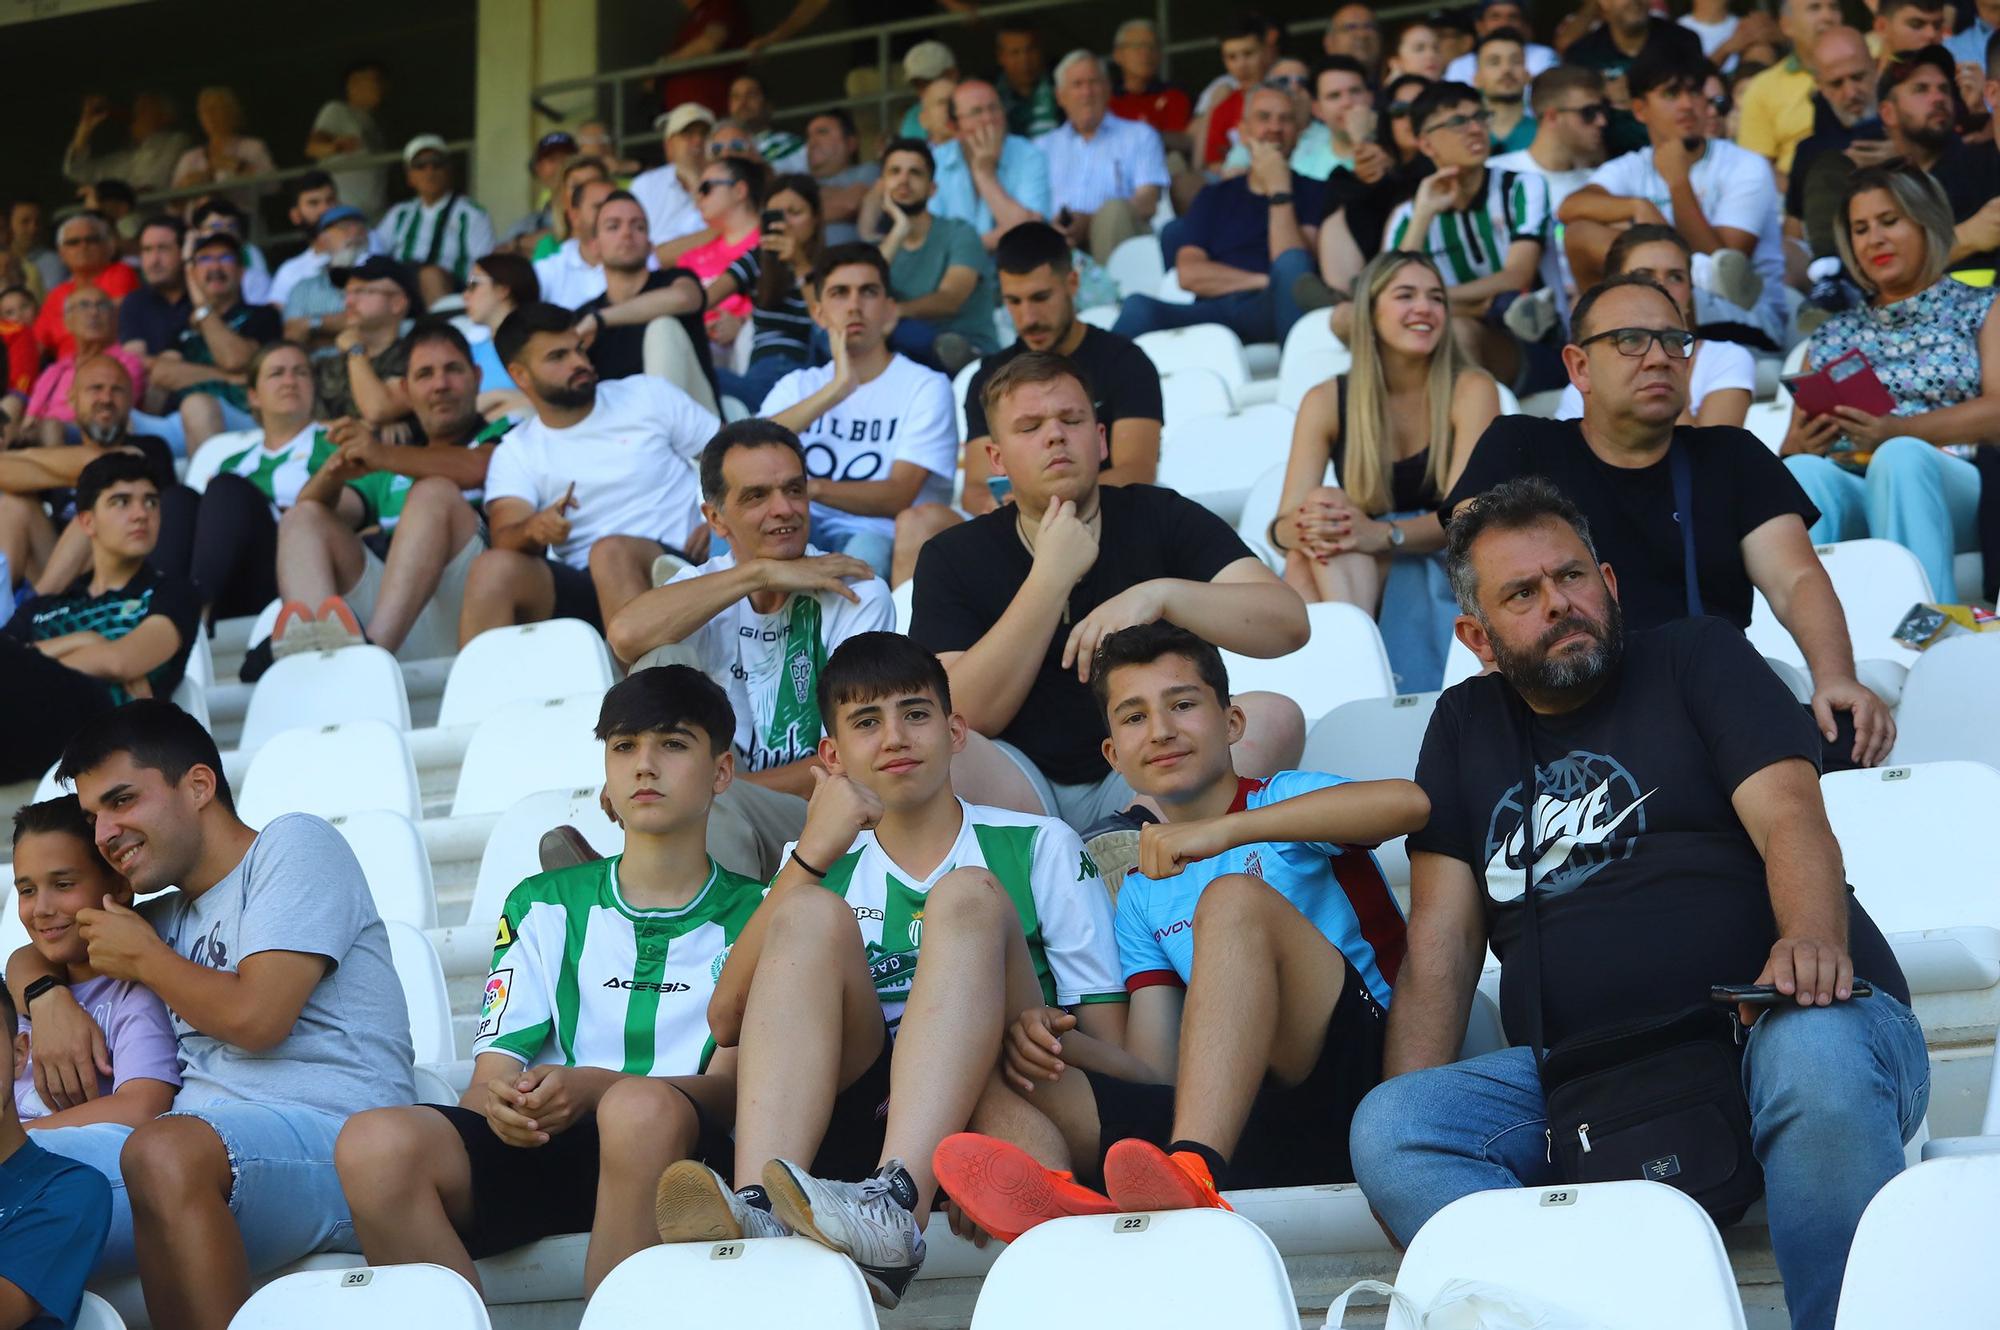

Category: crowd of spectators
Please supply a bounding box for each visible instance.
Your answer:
[0,4,1995,1329]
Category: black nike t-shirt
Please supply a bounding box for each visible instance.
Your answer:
[963,325,1164,459]
[1410,618,1906,1047]
[910,484,1253,785]
[1443,418,1819,631]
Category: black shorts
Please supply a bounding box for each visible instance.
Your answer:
[546,560,604,630]
[1083,958,1387,1189]
[432,1088,731,1258]
[806,1021,895,1183]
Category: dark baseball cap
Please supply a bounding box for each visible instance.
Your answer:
[333,254,422,308]
[534,131,579,161]
[313,204,368,237]
[189,230,243,259]
[1879,44,1955,99]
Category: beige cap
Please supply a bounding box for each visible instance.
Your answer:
[653,103,718,137]
[902,40,956,84]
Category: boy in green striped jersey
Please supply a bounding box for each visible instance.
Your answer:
[335,666,762,1296]
[655,632,1126,1307]
[1383,81,1553,385]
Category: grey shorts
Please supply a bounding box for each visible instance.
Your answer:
[990,739,1137,833]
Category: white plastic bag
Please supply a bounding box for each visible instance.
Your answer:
[1325,1277,1613,1330]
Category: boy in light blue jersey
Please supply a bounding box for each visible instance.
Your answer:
[937,621,1429,1239]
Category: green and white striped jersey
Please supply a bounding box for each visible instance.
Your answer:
[788,800,1126,1032]
[474,855,763,1075]
[216,418,513,526]
[1385,167,1551,285]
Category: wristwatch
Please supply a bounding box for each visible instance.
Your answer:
[1268,191,1294,207]
[1385,521,1406,550]
[22,975,67,1008]
[346,341,369,357]
[193,305,212,323]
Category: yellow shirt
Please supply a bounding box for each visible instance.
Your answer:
[1735,57,1817,174]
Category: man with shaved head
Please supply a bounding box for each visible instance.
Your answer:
[930,78,1051,250]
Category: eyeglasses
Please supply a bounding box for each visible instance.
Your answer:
[707,140,752,158]
[1577,326,1695,359]
[1422,108,1493,134]
[1560,102,1611,123]
[1265,74,1308,88]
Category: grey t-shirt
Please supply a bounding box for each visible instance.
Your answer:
[143,813,414,1115]
[888,215,999,353]
[818,163,882,246]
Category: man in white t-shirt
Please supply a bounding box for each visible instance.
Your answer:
[1557,49,1786,346]
[605,419,894,876]
[1441,0,1559,82]
[631,104,714,255]
[758,244,958,578]
[458,303,720,646]
[1490,64,1612,334]
[534,176,617,310]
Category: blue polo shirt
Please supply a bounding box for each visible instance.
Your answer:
[1176,172,1330,275]
[0,1138,112,1329]
[931,136,1052,236]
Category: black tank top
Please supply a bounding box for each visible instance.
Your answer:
[1333,374,1434,515]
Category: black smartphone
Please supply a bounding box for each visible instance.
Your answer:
[1710,981,1873,1007]
[761,208,785,234]
[1848,117,1885,140]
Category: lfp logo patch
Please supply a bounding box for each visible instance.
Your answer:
[476,968,513,1039]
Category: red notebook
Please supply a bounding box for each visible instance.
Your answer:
[1783,349,1897,419]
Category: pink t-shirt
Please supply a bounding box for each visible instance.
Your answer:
[15,973,182,1119]
[25,346,149,423]
[681,228,759,326]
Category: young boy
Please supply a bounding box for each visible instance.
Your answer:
[653,631,1127,1307]
[0,976,111,1330]
[12,796,181,1128]
[935,622,1429,1238]
[335,666,764,1297]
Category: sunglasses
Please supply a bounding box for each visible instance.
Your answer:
[1577,326,1695,359]
[1708,94,1732,114]
[1422,108,1493,134]
[707,140,752,157]
[1562,102,1611,123]
[698,178,736,195]
[1265,74,1308,88]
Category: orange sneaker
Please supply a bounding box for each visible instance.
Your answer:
[933,1133,1117,1242]
[1101,1140,1233,1214]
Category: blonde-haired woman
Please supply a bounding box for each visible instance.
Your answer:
[1272,251,1500,687]
[171,86,275,215]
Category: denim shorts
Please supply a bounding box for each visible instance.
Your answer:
[165,1101,361,1274]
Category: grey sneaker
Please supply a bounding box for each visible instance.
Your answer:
[537,825,603,873]
[1709,248,1765,311]
[1082,805,1161,902]
[933,332,976,376]
[655,1160,790,1242]
[651,552,692,587]
[1502,287,1558,344]
[763,1158,926,1307]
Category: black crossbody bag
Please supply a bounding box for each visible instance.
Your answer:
[1510,452,1763,1224]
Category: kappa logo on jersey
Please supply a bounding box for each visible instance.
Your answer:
[853,906,886,922]
[1481,751,1655,902]
[476,968,512,1038]
[603,976,692,994]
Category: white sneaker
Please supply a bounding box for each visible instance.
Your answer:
[1708,249,1765,311]
[655,1160,789,1242]
[763,1158,926,1307]
[1503,287,1558,344]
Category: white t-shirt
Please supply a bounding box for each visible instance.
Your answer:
[483,376,720,567]
[1586,141,1785,335]
[1490,148,1593,319]
[1678,14,1739,67]
[1443,44,1560,84]
[1553,337,1757,419]
[758,353,958,542]
[534,239,607,310]
[665,546,895,772]
[631,165,705,248]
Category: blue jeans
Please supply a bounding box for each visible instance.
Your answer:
[1111,247,1317,345]
[1350,995,1930,1330]
[808,507,895,577]
[34,1102,360,1278]
[128,408,188,458]
[1785,438,1981,603]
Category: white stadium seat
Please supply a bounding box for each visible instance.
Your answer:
[32,762,71,804]
[236,720,422,827]
[1076,304,1120,330]
[1134,324,1249,398]
[1159,403,1296,523]
[1494,381,1521,416]
[1746,538,1932,674]
[1105,233,1165,300]
[387,921,457,1063]
[438,622,617,731]
[1368,1182,1746,1330]
[1820,761,2000,996]
[171,673,211,732]
[1301,692,1440,888]
[1154,269,1196,305]
[450,694,606,817]
[468,786,626,939]
[1158,367,1235,420]
[1887,635,2000,768]
[239,645,412,752]
[973,1209,1297,1330]
[76,1293,126,1330]
[582,1239,876,1330]
[1834,1155,2000,1328]
[1745,398,1790,453]
[328,809,437,929]
[953,358,979,443]
[226,1263,490,1330]
[892,577,915,633]
[1223,602,1394,726]
[1442,635,1484,688]
[1236,460,1336,573]
[1276,313,1351,412]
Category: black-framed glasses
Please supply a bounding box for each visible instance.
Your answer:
[1577,326,1695,359]
[1422,108,1493,134]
